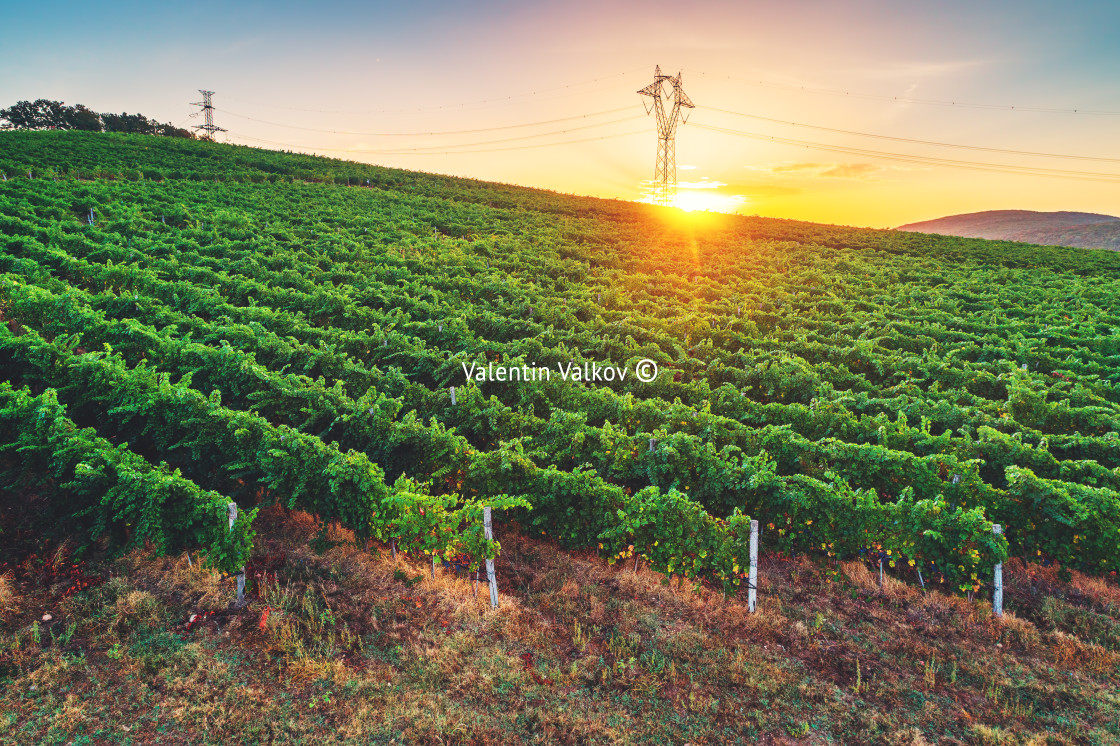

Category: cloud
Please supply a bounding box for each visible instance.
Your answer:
[718,184,803,197]
[846,58,993,81]
[678,179,723,189]
[747,162,883,180]
[677,179,802,196]
[769,162,829,173]
[817,163,881,179]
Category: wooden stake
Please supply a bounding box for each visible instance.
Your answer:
[483,506,498,608]
[228,502,245,606]
[748,520,759,614]
[993,524,1003,617]
[431,554,437,579]
[450,386,456,406]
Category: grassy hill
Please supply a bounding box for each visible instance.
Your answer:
[897,210,1120,251]
[1,130,1118,744]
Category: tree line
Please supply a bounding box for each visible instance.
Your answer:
[0,99,194,138]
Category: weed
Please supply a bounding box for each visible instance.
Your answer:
[787,720,811,737]
[984,674,1003,705]
[923,654,939,688]
[393,568,422,588]
[51,621,77,648]
[572,620,587,652]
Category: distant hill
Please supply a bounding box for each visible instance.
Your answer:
[897,209,1120,251]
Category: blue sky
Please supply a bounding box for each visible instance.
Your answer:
[3,0,1118,225]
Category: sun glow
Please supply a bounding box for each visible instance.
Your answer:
[638,179,747,214]
[672,189,745,213]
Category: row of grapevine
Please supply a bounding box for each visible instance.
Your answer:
[1,133,1116,598]
[0,382,253,572]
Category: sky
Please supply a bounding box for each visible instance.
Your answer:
[2,0,1118,227]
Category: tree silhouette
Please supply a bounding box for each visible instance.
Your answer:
[0,99,193,138]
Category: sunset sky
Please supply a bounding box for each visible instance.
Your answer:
[3,0,1118,227]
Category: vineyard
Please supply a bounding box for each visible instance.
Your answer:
[1,130,1120,743]
[1,130,1119,597]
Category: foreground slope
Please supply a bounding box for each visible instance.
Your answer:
[898,210,1120,251]
[3,509,1120,745]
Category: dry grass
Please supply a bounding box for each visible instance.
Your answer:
[0,573,17,620]
[840,559,919,600]
[0,508,1117,745]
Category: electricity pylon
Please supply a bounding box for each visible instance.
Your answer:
[638,66,694,206]
[192,90,226,141]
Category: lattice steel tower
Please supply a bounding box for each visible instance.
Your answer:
[638,66,694,206]
[192,90,226,141]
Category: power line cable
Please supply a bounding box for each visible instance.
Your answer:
[214,106,636,136]
[698,105,1120,162]
[224,68,651,115]
[690,121,1120,182]
[227,128,647,155]
[687,70,1120,116]
[223,115,642,153]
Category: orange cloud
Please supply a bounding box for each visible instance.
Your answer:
[755,162,882,179]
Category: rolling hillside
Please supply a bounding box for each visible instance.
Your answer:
[1,131,1119,744]
[898,210,1120,251]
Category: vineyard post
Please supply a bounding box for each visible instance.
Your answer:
[483,506,498,608]
[450,386,456,406]
[748,519,759,613]
[228,502,245,606]
[993,524,1003,617]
